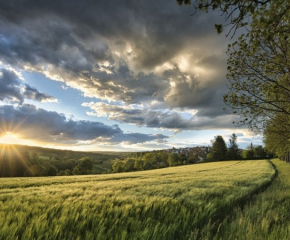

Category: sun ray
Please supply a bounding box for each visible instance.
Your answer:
[0,117,8,135]
[10,116,28,133]
[0,115,28,137]
[0,144,7,173]
[6,145,13,176]
[0,132,20,144]
[0,116,35,177]
[11,144,33,176]
[0,143,34,177]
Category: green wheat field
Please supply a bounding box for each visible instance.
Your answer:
[1,159,290,240]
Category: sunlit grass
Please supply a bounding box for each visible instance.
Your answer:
[0,160,275,240]
[206,159,290,240]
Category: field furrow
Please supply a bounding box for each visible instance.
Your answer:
[206,159,290,240]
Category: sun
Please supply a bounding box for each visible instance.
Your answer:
[0,132,23,145]
[0,137,34,177]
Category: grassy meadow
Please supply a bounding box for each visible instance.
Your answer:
[0,160,275,240]
[207,159,290,240]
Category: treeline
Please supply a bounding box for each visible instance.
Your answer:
[0,138,271,177]
[241,144,271,160]
[111,151,188,173]
[207,134,272,161]
[112,134,271,173]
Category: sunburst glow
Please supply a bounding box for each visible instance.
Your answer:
[0,132,21,145]
[0,143,33,177]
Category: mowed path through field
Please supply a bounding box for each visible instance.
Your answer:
[0,160,275,240]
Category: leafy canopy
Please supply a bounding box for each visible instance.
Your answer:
[177,0,271,36]
[211,135,227,160]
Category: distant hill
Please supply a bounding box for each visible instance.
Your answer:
[0,144,130,177]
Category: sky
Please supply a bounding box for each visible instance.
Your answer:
[0,0,263,151]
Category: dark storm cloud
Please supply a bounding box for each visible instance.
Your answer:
[0,19,169,104]
[83,102,240,130]
[23,85,56,103]
[0,0,217,67]
[110,133,168,145]
[0,104,168,144]
[0,68,23,103]
[0,0,232,128]
[0,68,56,103]
[162,64,228,109]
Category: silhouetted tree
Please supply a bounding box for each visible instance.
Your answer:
[211,136,227,160]
[246,143,255,159]
[227,133,241,160]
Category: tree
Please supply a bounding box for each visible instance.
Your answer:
[263,110,290,158]
[73,157,93,175]
[206,152,213,161]
[167,153,181,166]
[224,1,290,133]
[211,135,227,160]
[134,159,144,171]
[179,0,290,160]
[254,145,267,159]
[143,152,158,166]
[177,0,271,36]
[242,150,248,159]
[112,160,124,173]
[143,160,153,170]
[157,151,169,167]
[45,164,58,176]
[124,158,135,172]
[227,133,241,159]
[245,143,255,159]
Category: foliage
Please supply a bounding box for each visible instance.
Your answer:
[134,159,144,171]
[177,0,271,36]
[224,0,290,134]
[167,153,182,166]
[264,113,290,157]
[179,0,290,160]
[188,147,208,163]
[253,145,267,159]
[112,151,168,173]
[227,133,241,159]
[217,0,290,159]
[211,135,227,160]
[246,143,255,159]
[0,160,274,240]
[177,0,290,159]
[73,157,93,175]
[243,143,268,159]
[111,148,212,173]
[112,160,126,173]
[123,158,136,172]
[206,152,213,161]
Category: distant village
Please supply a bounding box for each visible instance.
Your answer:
[164,146,212,162]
